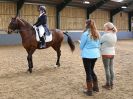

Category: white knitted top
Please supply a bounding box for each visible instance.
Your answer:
[100,32,117,55]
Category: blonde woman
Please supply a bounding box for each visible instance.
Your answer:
[80,19,100,96]
[101,22,117,90]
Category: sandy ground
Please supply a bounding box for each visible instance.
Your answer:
[0,40,133,99]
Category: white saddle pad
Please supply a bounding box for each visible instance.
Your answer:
[34,25,52,42]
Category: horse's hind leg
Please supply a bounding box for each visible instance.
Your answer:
[27,49,35,73]
[52,45,61,67]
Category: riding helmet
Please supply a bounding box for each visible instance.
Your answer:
[39,6,46,13]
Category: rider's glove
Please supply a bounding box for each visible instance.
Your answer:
[33,25,36,28]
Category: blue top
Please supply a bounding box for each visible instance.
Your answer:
[80,29,100,58]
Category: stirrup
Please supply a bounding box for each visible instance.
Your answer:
[40,44,45,48]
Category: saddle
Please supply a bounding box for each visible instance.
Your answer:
[34,25,52,42]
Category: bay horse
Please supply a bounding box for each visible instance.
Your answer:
[7,17,75,73]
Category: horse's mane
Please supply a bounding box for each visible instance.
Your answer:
[16,18,35,35]
[19,18,32,27]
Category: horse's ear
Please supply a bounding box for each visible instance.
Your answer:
[14,15,18,19]
[11,17,15,21]
[11,17,16,20]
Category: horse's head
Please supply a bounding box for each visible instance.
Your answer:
[8,17,19,34]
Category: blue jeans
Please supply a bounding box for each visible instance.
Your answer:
[102,56,114,85]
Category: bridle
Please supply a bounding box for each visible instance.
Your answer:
[9,18,34,33]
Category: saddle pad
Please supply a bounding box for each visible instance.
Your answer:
[35,32,52,42]
[34,26,52,42]
[45,33,52,42]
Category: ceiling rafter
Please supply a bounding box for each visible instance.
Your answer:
[0,0,133,12]
[87,0,110,14]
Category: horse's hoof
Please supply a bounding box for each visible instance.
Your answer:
[27,69,32,73]
[54,65,58,68]
[56,63,60,67]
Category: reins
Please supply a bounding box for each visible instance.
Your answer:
[16,28,34,32]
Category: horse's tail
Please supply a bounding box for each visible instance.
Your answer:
[63,32,75,52]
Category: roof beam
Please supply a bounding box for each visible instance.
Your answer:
[110,7,122,21]
[0,0,18,2]
[110,7,122,16]
[110,0,133,22]
[126,1,133,12]
[87,0,110,19]
[56,0,72,29]
[16,0,25,16]
[129,11,133,16]
[128,11,133,31]
[56,0,72,12]
[126,1,133,7]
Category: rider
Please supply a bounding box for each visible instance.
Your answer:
[33,5,50,48]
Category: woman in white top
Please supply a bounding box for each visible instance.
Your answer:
[101,22,117,90]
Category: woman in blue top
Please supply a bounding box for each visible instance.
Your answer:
[80,19,100,96]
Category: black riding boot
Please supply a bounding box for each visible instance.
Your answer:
[40,37,45,48]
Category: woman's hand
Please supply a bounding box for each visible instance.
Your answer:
[33,25,36,28]
[78,40,81,44]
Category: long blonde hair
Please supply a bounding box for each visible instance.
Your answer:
[85,19,100,40]
[104,22,117,33]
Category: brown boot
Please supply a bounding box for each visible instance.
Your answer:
[110,82,113,89]
[83,81,93,96]
[93,80,99,92]
[102,83,111,90]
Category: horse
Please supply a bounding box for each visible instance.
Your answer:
[7,17,75,73]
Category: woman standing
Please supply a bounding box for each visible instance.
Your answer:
[80,19,100,96]
[101,22,117,90]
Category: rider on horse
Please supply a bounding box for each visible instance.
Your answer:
[33,6,50,48]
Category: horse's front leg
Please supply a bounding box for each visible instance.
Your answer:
[27,49,35,73]
[27,54,33,73]
[56,49,61,67]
